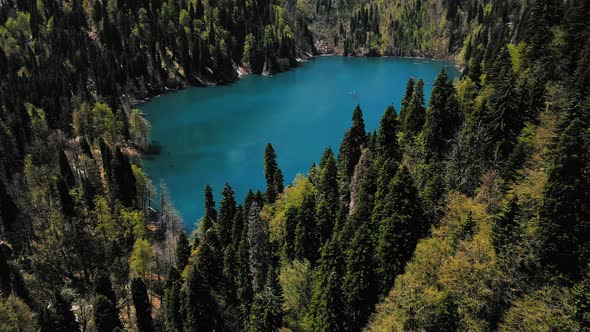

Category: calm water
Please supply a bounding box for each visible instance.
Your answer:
[141,56,459,229]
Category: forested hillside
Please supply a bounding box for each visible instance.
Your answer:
[1,0,590,331]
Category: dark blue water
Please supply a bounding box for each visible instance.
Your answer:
[141,56,458,229]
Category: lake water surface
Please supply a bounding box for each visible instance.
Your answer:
[141,56,459,229]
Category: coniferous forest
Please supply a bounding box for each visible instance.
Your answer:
[1,0,590,330]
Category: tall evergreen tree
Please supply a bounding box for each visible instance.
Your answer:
[218,183,237,247]
[93,294,122,332]
[248,269,284,332]
[342,223,377,331]
[248,202,271,294]
[176,231,191,270]
[264,143,284,203]
[294,193,319,264]
[202,184,217,232]
[307,238,345,332]
[131,278,153,332]
[399,77,415,123]
[376,105,401,162]
[402,79,426,135]
[164,267,183,332]
[183,262,220,332]
[540,117,590,279]
[421,69,460,160]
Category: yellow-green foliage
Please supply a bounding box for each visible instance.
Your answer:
[279,259,312,330]
[129,238,155,279]
[0,295,37,332]
[261,175,315,242]
[498,286,578,331]
[507,42,526,73]
[367,193,497,331]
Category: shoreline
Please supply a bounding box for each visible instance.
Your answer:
[131,53,462,109]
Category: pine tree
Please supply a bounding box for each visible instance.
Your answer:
[338,106,367,204]
[202,184,217,232]
[176,231,190,270]
[264,143,283,203]
[131,278,153,332]
[218,183,237,247]
[94,272,117,306]
[374,166,425,295]
[248,269,284,331]
[164,267,183,332]
[402,79,426,135]
[399,77,415,122]
[248,202,271,294]
[294,193,319,264]
[485,48,524,162]
[48,291,80,332]
[421,69,460,160]
[540,117,590,278]
[307,238,345,332]
[376,105,401,162]
[342,223,377,331]
[183,262,220,331]
[492,196,521,254]
[93,294,122,332]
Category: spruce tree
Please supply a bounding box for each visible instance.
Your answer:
[485,48,524,162]
[294,193,319,264]
[183,263,220,331]
[164,267,183,332]
[376,105,401,162]
[342,223,377,331]
[218,183,237,247]
[399,77,415,123]
[94,272,117,306]
[421,69,460,160]
[307,238,345,332]
[202,184,217,232]
[175,231,190,270]
[248,269,284,332]
[93,294,122,332]
[248,202,271,294]
[264,143,283,203]
[374,166,425,295]
[402,79,426,135]
[131,278,153,332]
[540,117,590,278]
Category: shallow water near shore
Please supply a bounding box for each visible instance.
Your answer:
[141,56,459,229]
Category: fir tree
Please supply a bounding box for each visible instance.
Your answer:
[93,294,122,332]
[421,69,460,160]
[218,183,237,247]
[248,269,284,332]
[342,223,377,331]
[202,184,217,232]
[399,77,415,123]
[264,143,283,203]
[164,267,183,332]
[376,105,401,162]
[248,202,271,294]
[176,231,191,270]
[402,79,426,135]
[183,263,220,331]
[94,272,117,306]
[294,193,319,264]
[374,166,425,295]
[540,117,590,278]
[131,278,153,332]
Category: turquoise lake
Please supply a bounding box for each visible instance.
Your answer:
[141,56,459,229]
